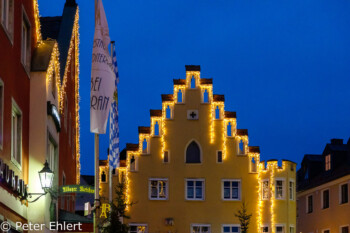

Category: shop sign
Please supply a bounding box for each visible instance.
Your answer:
[60,185,94,194]
[0,158,28,199]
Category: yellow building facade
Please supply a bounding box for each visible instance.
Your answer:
[100,65,296,233]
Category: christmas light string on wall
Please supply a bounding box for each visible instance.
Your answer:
[33,0,42,43]
[46,42,61,103]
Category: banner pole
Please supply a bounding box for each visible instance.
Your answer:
[109,41,115,203]
[93,133,100,233]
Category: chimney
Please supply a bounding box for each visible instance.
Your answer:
[331,138,343,145]
[65,0,77,7]
[185,65,200,72]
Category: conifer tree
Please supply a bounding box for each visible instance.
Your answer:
[99,180,131,233]
[234,202,252,233]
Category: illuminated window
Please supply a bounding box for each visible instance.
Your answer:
[163,151,169,163]
[325,154,331,171]
[21,10,31,72]
[191,224,210,233]
[0,0,14,40]
[101,171,106,183]
[262,180,269,200]
[186,179,204,200]
[275,179,285,199]
[261,226,269,233]
[322,189,329,209]
[222,225,240,233]
[129,224,148,233]
[11,100,22,168]
[154,121,160,136]
[0,79,3,149]
[341,226,349,233]
[186,141,201,163]
[203,89,209,103]
[149,178,168,200]
[307,195,313,213]
[222,180,241,200]
[340,183,348,204]
[276,226,284,233]
[177,89,183,103]
[190,75,196,88]
[217,151,223,163]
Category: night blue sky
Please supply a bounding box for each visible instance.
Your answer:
[38,0,350,175]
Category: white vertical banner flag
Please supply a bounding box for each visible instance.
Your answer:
[90,0,115,134]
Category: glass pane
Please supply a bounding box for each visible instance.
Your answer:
[187,187,194,198]
[196,181,202,187]
[232,182,238,187]
[192,226,200,233]
[232,226,239,232]
[224,188,230,199]
[224,181,230,187]
[223,226,230,232]
[202,227,209,233]
[232,188,238,199]
[187,181,194,186]
[195,187,202,199]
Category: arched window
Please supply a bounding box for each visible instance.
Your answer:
[227,122,232,136]
[142,138,148,153]
[203,89,209,103]
[250,157,257,173]
[101,171,106,182]
[186,141,201,163]
[215,106,220,119]
[177,89,183,103]
[191,76,196,88]
[154,121,160,136]
[166,105,171,119]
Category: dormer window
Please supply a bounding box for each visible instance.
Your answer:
[325,154,331,171]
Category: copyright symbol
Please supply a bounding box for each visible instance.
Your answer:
[0,221,11,232]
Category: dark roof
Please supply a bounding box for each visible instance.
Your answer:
[138,126,150,134]
[237,129,248,136]
[80,175,94,186]
[213,94,225,102]
[224,111,236,118]
[200,78,212,85]
[249,146,260,153]
[303,154,323,162]
[57,2,78,81]
[150,110,162,117]
[40,17,62,40]
[161,94,174,102]
[99,160,108,166]
[185,65,200,71]
[120,148,127,160]
[126,143,139,152]
[173,79,186,85]
[31,40,55,71]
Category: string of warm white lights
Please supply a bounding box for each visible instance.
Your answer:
[33,0,42,43]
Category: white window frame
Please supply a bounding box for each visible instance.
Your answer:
[0,79,3,150]
[129,223,148,233]
[190,224,211,233]
[222,179,241,201]
[339,182,349,205]
[185,178,205,201]
[275,178,285,200]
[217,150,223,163]
[261,224,269,233]
[11,99,22,170]
[0,0,14,42]
[222,224,241,233]
[275,224,285,233]
[163,150,170,163]
[21,6,31,73]
[148,178,168,200]
[306,194,313,213]
[340,225,349,233]
[289,225,295,233]
[47,135,57,172]
[262,179,269,200]
[321,188,330,209]
[289,179,295,201]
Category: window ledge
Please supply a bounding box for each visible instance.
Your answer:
[222,199,241,201]
[0,23,14,45]
[10,157,22,171]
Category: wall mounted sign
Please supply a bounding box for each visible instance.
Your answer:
[0,158,28,199]
[60,185,94,194]
[47,101,61,132]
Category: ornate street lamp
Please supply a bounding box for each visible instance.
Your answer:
[38,160,54,191]
[27,160,54,203]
